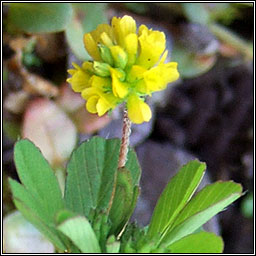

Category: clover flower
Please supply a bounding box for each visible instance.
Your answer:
[67,15,179,124]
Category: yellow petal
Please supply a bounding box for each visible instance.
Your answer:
[90,75,111,91]
[100,32,114,47]
[84,24,114,61]
[137,25,166,69]
[110,68,128,98]
[138,24,148,36]
[82,61,94,73]
[96,97,112,116]
[124,33,138,66]
[112,76,128,98]
[144,62,180,92]
[91,24,114,43]
[83,33,101,61]
[135,80,148,94]
[72,62,81,70]
[127,65,147,83]
[165,62,179,79]
[86,96,99,113]
[67,69,76,75]
[127,94,152,124]
[160,62,180,84]
[67,68,91,92]
[124,33,138,55]
[112,15,136,47]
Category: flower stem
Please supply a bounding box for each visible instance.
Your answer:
[118,109,132,168]
[107,109,132,214]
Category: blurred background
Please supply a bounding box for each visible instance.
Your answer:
[3,3,254,253]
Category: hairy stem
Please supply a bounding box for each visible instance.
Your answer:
[118,109,132,168]
[107,109,132,214]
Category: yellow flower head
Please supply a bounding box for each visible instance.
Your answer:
[67,15,179,124]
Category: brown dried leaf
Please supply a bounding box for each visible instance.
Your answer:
[21,68,59,97]
[8,36,59,97]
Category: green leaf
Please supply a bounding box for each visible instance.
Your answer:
[9,178,50,223]
[8,3,73,33]
[13,139,65,220]
[148,160,206,239]
[168,231,224,253]
[64,137,120,217]
[170,181,242,230]
[106,235,120,253]
[109,168,139,235]
[65,3,107,60]
[55,209,78,225]
[58,216,101,253]
[125,148,141,187]
[9,179,66,250]
[90,210,111,249]
[161,181,242,245]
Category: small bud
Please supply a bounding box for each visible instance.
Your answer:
[93,61,111,77]
[98,44,114,66]
[110,46,128,70]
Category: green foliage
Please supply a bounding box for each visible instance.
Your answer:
[148,160,206,239]
[64,137,120,217]
[109,167,140,235]
[8,3,73,33]
[106,235,120,253]
[9,140,67,250]
[161,182,242,246]
[9,138,242,253]
[13,140,65,219]
[168,231,224,253]
[65,3,108,60]
[64,136,140,221]
[57,216,101,253]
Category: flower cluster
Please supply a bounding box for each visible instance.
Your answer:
[67,15,179,124]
